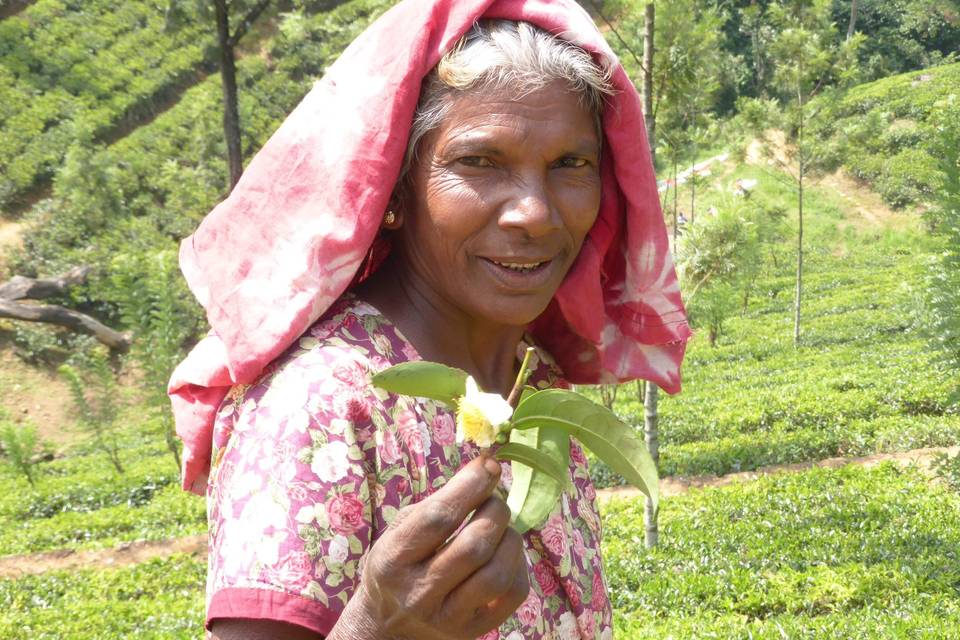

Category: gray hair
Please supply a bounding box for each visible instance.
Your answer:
[398,20,614,188]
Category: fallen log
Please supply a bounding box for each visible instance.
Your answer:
[0,299,130,351]
[0,266,91,301]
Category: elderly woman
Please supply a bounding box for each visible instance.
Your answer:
[169,1,690,638]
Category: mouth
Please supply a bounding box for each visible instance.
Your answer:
[488,259,548,273]
[479,256,556,291]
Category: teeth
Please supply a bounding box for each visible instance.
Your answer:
[493,261,544,272]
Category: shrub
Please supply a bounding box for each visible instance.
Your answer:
[0,416,46,486]
[59,349,126,474]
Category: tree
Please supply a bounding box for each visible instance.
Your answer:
[0,418,47,487]
[0,266,130,352]
[60,349,126,474]
[167,0,273,190]
[639,2,662,549]
[675,199,762,345]
[763,0,861,346]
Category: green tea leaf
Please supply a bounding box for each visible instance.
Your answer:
[494,442,570,490]
[504,425,569,534]
[371,362,469,407]
[512,389,659,511]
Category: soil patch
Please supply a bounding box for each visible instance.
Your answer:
[0,345,79,448]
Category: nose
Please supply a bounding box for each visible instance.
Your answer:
[497,175,561,239]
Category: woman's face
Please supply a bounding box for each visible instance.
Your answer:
[397,80,602,328]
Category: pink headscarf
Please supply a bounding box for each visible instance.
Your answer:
[169,0,691,494]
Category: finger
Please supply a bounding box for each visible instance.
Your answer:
[423,495,511,596]
[440,527,528,628]
[384,454,501,563]
[466,565,529,638]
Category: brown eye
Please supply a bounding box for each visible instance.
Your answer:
[554,156,589,169]
[458,156,494,168]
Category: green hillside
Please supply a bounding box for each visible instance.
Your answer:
[812,62,960,208]
[0,0,214,210]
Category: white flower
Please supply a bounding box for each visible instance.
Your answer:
[311,440,351,482]
[557,612,580,640]
[328,534,350,564]
[456,376,513,448]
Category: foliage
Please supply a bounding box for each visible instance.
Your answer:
[9,0,393,358]
[588,167,960,485]
[58,349,126,474]
[829,0,960,82]
[0,438,204,555]
[933,452,960,492]
[808,62,960,207]
[0,414,46,486]
[0,555,205,639]
[110,249,201,469]
[603,463,960,637]
[923,106,960,395]
[0,0,213,209]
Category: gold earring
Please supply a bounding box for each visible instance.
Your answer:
[384,210,396,225]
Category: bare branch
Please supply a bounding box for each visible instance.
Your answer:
[0,266,91,301]
[227,0,271,47]
[0,301,130,352]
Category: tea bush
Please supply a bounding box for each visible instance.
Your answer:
[603,463,960,637]
[0,554,204,639]
[808,62,960,208]
[0,440,203,555]
[0,0,214,208]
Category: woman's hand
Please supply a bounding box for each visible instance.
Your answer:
[328,454,529,640]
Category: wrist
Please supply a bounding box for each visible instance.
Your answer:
[327,584,397,640]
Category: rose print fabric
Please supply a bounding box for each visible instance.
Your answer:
[206,295,613,639]
[170,0,690,496]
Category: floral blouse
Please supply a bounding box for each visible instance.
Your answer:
[206,294,614,639]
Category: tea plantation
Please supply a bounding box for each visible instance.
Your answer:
[1,0,959,637]
[4,167,958,636]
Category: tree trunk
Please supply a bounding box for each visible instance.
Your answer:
[214,0,243,190]
[0,301,130,351]
[0,266,90,301]
[846,0,859,41]
[642,3,656,164]
[643,380,660,547]
[690,155,696,224]
[672,153,679,244]
[794,84,805,347]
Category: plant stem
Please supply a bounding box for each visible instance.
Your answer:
[506,347,536,408]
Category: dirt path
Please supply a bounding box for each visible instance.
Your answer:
[0,534,206,579]
[2,446,956,578]
[0,219,23,271]
[598,445,959,504]
[814,169,921,233]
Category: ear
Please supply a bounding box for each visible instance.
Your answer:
[383,193,405,230]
